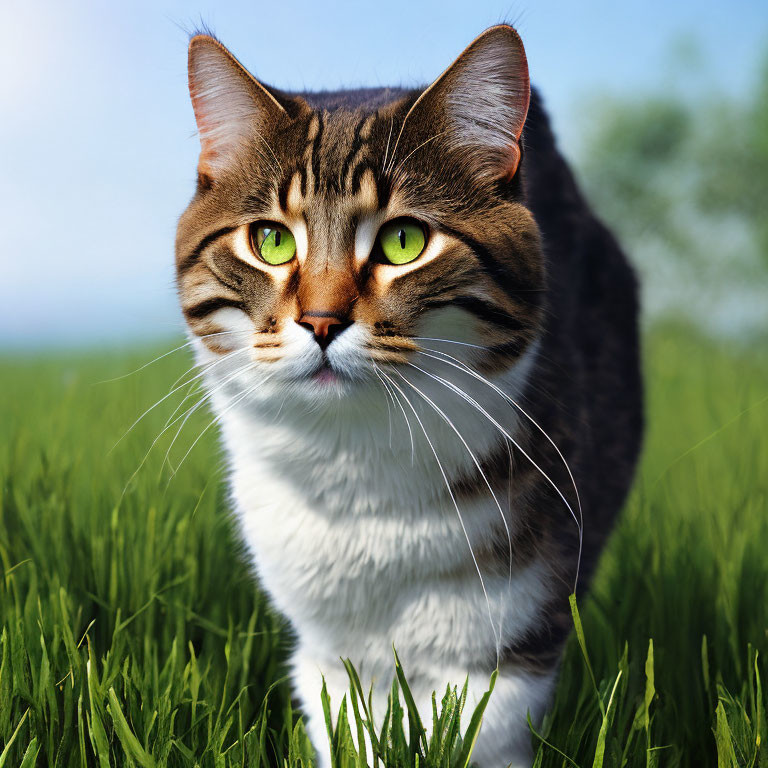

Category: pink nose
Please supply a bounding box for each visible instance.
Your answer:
[299,313,350,349]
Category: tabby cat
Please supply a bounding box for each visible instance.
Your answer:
[176,25,643,767]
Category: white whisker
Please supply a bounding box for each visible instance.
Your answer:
[162,360,258,474]
[160,378,205,432]
[378,368,501,659]
[110,346,250,453]
[256,134,283,175]
[373,365,395,448]
[389,131,448,182]
[118,359,255,501]
[169,373,272,481]
[95,330,252,385]
[165,351,245,429]
[384,115,409,176]
[411,350,583,592]
[411,336,490,351]
[96,341,196,386]
[417,344,583,525]
[167,337,248,393]
[415,345,584,589]
[397,365,513,657]
[374,363,415,461]
[382,117,394,171]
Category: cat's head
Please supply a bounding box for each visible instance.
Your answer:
[176,25,545,406]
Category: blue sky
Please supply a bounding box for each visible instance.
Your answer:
[2,0,767,348]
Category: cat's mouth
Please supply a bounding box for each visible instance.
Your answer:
[311,360,339,385]
[302,349,372,390]
[305,355,355,388]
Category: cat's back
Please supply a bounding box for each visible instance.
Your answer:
[521,90,644,581]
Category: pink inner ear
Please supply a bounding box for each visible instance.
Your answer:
[187,36,266,180]
[191,107,218,175]
[190,105,224,179]
[502,142,522,181]
[192,109,230,177]
[188,72,245,177]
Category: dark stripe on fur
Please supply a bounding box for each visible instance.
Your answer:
[179,226,238,274]
[299,163,308,198]
[499,609,571,675]
[277,174,291,212]
[311,112,325,194]
[183,297,245,320]
[489,340,529,356]
[424,296,529,334]
[350,158,379,196]
[340,116,369,186]
[375,173,393,210]
[441,226,542,311]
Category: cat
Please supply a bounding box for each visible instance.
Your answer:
[175,24,643,768]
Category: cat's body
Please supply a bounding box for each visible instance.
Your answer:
[176,28,642,767]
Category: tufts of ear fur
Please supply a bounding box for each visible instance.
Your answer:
[187,35,286,183]
[402,25,530,182]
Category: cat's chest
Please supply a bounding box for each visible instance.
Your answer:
[219,417,503,624]
[230,459,510,649]
[211,383,525,639]
[230,449,481,579]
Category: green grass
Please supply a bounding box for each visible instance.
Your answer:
[0,324,766,767]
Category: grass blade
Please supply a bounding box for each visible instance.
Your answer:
[456,669,496,768]
[393,647,428,756]
[569,594,605,717]
[0,709,29,768]
[107,687,157,767]
[592,670,622,768]
[18,737,40,768]
[714,700,738,768]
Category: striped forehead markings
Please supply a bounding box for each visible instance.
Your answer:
[303,110,381,197]
[279,111,384,215]
[310,111,325,195]
[340,114,376,189]
[300,114,320,198]
[276,115,319,209]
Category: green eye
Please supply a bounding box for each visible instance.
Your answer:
[252,223,296,265]
[378,219,427,265]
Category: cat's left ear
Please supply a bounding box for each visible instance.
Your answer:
[187,34,287,182]
[402,25,530,182]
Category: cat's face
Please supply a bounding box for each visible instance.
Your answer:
[176,26,545,404]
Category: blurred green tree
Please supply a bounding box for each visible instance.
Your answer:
[574,44,768,335]
[696,54,768,269]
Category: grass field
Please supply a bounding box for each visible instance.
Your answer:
[0,323,766,767]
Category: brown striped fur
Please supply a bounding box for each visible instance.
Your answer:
[177,28,544,376]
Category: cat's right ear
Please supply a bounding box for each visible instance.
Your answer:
[398,25,530,183]
[188,35,286,183]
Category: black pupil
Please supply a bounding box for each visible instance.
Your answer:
[398,229,406,249]
[273,229,282,247]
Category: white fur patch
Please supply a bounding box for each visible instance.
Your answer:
[354,211,385,265]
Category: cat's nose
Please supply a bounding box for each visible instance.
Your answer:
[299,313,351,350]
